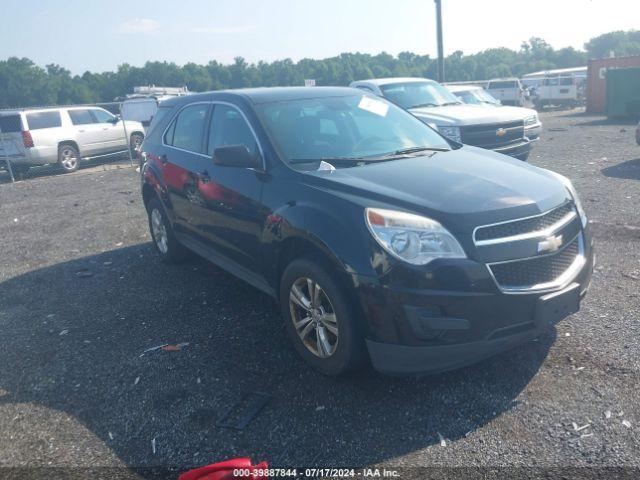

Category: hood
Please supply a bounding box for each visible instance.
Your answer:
[408,104,533,126]
[305,146,569,233]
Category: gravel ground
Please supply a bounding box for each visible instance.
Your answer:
[0,109,639,479]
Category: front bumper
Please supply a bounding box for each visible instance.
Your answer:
[356,231,594,375]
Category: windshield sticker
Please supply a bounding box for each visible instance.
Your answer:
[358,96,389,117]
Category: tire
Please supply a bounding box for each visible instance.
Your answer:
[130,132,144,154]
[147,197,188,264]
[58,144,80,173]
[280,258,367,375]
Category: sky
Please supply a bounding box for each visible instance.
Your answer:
[0,0,638,74]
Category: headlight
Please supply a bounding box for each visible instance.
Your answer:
[365,208,466,265]
[524,114,538,126]
[436,125,462,143]
[547,171,587,227]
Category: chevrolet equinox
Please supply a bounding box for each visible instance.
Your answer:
[139,87,594,376]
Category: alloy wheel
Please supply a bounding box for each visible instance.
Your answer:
[150,208,168,254]
[60,147,78,170]
[289,277,339,358]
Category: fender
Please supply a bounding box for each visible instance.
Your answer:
[262,200,375,289]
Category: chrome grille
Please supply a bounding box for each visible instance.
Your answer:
[461,120,525,149]
[475,202,576,243]
[489,235,581,290]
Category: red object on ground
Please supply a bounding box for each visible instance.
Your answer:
[179,458,269,480]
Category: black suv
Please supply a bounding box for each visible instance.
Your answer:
[140,87,594,376]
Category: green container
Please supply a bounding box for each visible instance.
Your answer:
[606,67,640,117]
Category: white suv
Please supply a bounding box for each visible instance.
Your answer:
[0,106,145,174]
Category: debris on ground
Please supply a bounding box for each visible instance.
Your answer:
[216,392,271,430]
[315,405,325,412]
[139,344,168,357]
[108,432,114,440]
[162,342,189,352]
[151,437,156,454]
[572,422,591,432]
[605,410,612,419]
[134,376,140,385]
[103,261,113,266]
[437,432,447,447]
[115,242,124,247]
[59,329,69,336]
[622,420,632,428]
[75,269,94,278]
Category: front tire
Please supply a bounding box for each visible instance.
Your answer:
[280,258,367,375]
[58,144,80,173]
[147,197,187,264]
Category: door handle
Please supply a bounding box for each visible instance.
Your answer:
[160,154,168,165]
[102,127,109,131]
[78,129,85,133]
[197,169,211,183]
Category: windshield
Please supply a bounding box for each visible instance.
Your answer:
[379,81,461,109]
[454,88,500,105]
[257,94,451,167]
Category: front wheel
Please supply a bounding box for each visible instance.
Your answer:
[280,258,367,375]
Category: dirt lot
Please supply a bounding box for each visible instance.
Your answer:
[1,110,639,478]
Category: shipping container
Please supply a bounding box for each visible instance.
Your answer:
[606,68,640,117]
[586,55,640,114]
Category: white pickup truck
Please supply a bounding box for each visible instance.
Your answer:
[350,77,541,160]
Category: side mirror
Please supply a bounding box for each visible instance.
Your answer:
[109,116,120,124]
[213,145,261,169]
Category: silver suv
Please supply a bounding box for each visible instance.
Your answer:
[0,107,145,174]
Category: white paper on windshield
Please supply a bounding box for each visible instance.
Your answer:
[358,96,389,117]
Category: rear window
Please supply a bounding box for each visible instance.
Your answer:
[68,109,95,125]
[0,114,22,133]
[26,111,62,130]
[489,81,517,89]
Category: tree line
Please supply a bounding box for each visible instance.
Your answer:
[1,30,639,109]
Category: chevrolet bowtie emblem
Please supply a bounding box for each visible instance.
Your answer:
[538,234,563,254]
[496,128,507,137]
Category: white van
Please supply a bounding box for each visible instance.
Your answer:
[533,76,582,109]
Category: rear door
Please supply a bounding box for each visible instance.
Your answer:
[160,102,212,233]
[68,108,105,156]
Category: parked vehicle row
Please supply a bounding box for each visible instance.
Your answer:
[351,77,541,160]
[139,87,593,376]
[0,107,144,174]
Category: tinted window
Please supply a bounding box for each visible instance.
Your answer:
[207,105,259,157]
[0,114,22,133]
[257,94,450,166]
[560,77,574,86]
[91,109,115,123]
[69,109,95,125]
[26,111,62,130]
[168,103,209,152]
[489,81,518,89]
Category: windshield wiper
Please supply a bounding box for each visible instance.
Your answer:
[386,146,449,156]
[290,156,367,164]
[441,101,463,106]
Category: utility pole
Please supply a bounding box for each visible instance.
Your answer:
[434,0,444,82]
